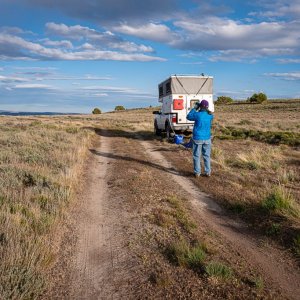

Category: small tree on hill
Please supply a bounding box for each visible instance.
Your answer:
[247,93,267,104]
[215,96,233,105]
[115,105,125,111]
[92,107,101,114]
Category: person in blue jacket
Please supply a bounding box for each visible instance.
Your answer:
[187,99,214,177]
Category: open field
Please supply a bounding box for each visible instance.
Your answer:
[0,100,299,299]
[0,117,93,299]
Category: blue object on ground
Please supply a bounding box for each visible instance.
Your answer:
[174,135,184,144]
[182,139,193,148]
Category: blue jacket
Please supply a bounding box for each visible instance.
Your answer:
[187,109,214,140]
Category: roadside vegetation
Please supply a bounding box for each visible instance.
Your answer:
[0,117,93,299]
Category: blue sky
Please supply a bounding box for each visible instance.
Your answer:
[0,0,299,113]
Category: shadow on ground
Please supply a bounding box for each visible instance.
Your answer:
[90,149,191,177]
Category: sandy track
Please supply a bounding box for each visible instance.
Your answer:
[140,139,300,300]
[69,135,120,300]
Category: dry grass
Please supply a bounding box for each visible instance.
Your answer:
[0,117,93,299]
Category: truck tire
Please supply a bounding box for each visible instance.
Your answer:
[166,122,174,141]
[154,121,161,136]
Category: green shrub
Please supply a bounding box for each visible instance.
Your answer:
[115,105,125,111]
[215,96,233,105]
[92,108,101,114]
[247,93,267,104]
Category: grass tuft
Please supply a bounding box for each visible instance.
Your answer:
[166,239,206,270]
[205,261,232,280]
[261,186,299,218]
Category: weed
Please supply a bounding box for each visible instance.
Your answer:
[166,240,206,270]
[261,186,299,217]
[205,262,232,280]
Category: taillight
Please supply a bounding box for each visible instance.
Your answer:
[172,114,177,123]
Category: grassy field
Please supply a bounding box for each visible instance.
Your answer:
[0,117,93,299]
[0,100,299,298]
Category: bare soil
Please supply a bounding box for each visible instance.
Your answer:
[49,128,300,299]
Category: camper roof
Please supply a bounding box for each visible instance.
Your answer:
[158,75,213,95]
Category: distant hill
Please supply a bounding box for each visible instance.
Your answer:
[0,110,81,116]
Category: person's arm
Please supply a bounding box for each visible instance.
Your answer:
[187,108,197,121]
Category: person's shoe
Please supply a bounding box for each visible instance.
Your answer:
[202,173,211,177]
[194,173,200,178]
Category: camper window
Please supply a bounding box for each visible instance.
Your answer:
[159,86,163,97]
[165,82,171,95]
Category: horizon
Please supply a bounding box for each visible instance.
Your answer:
[0,0,299,113]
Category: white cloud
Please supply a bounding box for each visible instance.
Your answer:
[110,16,299,61]
[0,32,164,61]
[80,43,95,50]
[172,18,299,51]
[276,58,300,63]
[46,22,154,53]
[81,85,137,93]
[14,83,55,89]
[208,48,295,62]
[264,71,300,80]
[42,38,73,48]
[92,93,108,97]
[13,66,58,71]
[46,22,98,40]
[0,75,29,82]
[113,23,175,42]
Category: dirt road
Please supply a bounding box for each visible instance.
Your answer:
[53,129,300,299]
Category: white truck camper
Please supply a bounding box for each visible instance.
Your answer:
[153,75,214,138]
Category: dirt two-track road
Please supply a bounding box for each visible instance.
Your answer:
[49,129,300,300]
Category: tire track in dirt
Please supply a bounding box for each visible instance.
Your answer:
[140,139,300,300]
[68,134,118,300]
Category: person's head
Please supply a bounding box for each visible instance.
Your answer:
[200,99,209,110]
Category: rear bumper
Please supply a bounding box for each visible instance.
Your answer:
[172,124,193,131]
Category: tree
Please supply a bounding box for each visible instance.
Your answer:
[114,105,125,111]
[215,96,233,105]
[247,93,267,104]
[92,108,101,114]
